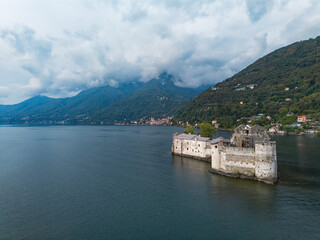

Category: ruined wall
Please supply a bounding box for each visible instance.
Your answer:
[172,138,182,155]
[204,142,212,157]
[172,137,209,159]
[222,147,255,177]
[210,144,276,182]
[181,139,207,158]
[211,144,220,170]
[255,141,277,181]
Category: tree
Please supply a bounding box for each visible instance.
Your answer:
[199,122,216,138]
[279,107,287,115]
[184,125,194,134]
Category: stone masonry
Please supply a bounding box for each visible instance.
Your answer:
[172,125,277,184]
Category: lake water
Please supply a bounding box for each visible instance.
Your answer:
[0,126,319,240]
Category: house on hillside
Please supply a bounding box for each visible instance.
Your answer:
[297,115,307,123]
[268,126,279,134]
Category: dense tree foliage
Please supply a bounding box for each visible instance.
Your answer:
[174,36,320,128]
[184,125,194,134]
[199,123,216,138]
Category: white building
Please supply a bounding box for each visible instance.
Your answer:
[171,133,212,161]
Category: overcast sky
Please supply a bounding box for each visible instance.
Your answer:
[0,0,320,104]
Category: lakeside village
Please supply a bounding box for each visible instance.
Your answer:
[172,124,277,184]
[115,113,320,135]
[176,114,320,136]
[236,114,320,135]
[5,110,320,134]
[114,116,173,126]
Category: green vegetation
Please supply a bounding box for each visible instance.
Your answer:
[279,126,301,133]
[184,125,194,134]
[250,117,271,126]
[199,123,216,138]
[174,36,320,128]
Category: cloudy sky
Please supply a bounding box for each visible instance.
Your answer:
[0,0,319,104]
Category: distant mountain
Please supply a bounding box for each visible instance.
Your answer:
[93,73,202,122]
[0,73,204,124]
[0,82,143,123]
[174,36,320,128]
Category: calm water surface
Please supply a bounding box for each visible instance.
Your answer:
[0,126,319,240]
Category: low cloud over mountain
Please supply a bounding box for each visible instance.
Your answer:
[0,0,320,104]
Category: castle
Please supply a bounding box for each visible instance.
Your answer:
[171,125,277,184]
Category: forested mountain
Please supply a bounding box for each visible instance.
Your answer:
[93,73,201,122]
[0,73,203,124]
[0,82,143,123]
[174,36,320,128]
[0,82,143,119]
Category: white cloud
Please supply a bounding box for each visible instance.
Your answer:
[0,0,319,104]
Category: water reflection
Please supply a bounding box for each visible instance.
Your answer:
[172,155,210,175]
[172,154,277,218]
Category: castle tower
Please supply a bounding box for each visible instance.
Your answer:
[211,143,220,170]
[254,141,277,183]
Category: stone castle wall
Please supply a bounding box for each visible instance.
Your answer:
[255,141,277,182]
[172,133,277,184]
[211,141,277,183]
[172,137,211,160]
[223,146,256,177]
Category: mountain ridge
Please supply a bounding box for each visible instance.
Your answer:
[0,73,205,124]
[93,73,202,122]
[174,36,320,128]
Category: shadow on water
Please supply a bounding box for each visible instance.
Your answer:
[171,151,320,239]
[171,154,277,212]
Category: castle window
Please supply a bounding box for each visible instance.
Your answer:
[198,144,200,147]
[187,148,189,150]
[215,146,217,148]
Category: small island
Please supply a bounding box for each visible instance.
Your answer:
[172,124,277,184]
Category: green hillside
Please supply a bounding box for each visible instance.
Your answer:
[174,36,320,128]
